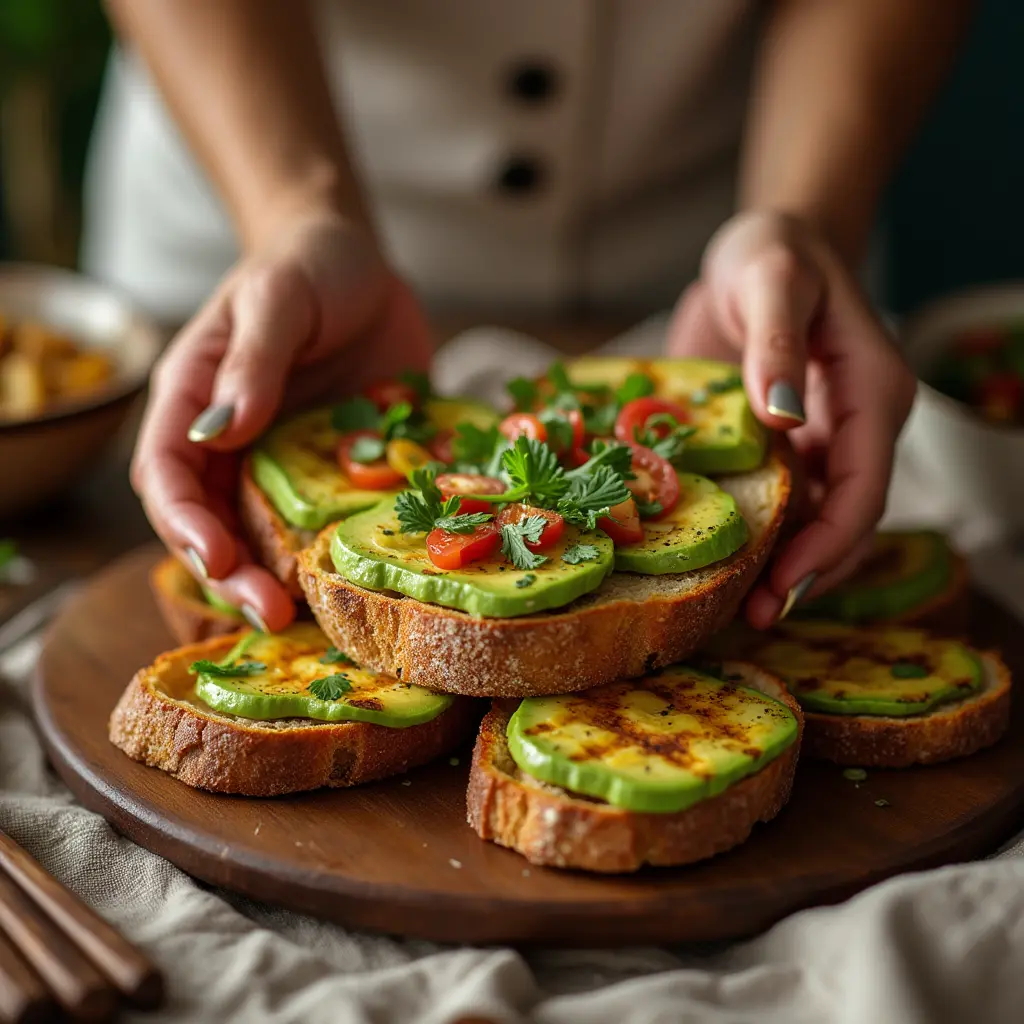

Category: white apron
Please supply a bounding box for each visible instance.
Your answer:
[81,0,758,324]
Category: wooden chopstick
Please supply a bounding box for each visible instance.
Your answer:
[0,869,116,1022]
[0,930,52,1024]
[0,832,162,1009]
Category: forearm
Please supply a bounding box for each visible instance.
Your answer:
[105,0,372,247]
[740,0,974,265]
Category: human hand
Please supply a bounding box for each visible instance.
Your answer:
[131,208,433,630]
[667,210,916,627]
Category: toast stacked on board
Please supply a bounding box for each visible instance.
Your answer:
[116,358,1010,874]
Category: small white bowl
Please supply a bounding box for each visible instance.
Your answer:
[0,263,163,518]
[899,282,1024,537]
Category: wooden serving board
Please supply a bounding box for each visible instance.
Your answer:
[32,544,1024,947]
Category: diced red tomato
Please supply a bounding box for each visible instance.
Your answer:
[569,446,591,468]
[557,408,585,450]
[426,522,501,570]
[428,429,454,464]
[597,498,644,545]
[495,503,565,551]
[627,444,680,519]
[614,397,690,445]
[975,372,1024,423]
[364,379,420,412]
[437,473,506,514]
[337,430,404,490]
[499,412,547,443]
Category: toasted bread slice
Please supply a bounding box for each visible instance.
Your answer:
[109,632,476,796]
[801,649,1010,767]
[238,457,315,599]
[150,555,244,646]
[467,662,802,872]
[298,449,791,697]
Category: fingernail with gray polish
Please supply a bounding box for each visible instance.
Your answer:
[241,604,269,634]
[184,547,208,579]
[779,572,818,621]
[766,381,806,424]
[187,404,234,443]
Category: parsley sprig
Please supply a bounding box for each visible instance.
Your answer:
[320,647,356,666]
[395,468,495,535]
[308,674,352,700]
[190,659,267,678]
[632,414,698,465]
[331,397,436,445]
[499,516,549,570]
[562,543,600,564]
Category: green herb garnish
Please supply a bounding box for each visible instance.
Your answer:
[537,408,575,452]
[515,573,538,589]
[616,373,655,404]
[398,370,432,402]
[499,516,549,570]
[583,401,619,437]
[0,539,17,571]
[566,440,633,481]
[561,543,600,564]
[348,435,387,463]
[557,466,630,529]
[636,500,663,518]
[708,373,744,394]
[506,377,539,411]
[451,422,501,466]
[331,396,380,432]
[189,659,267,678]
[547,361,573,393]
[890,662,930,679]
[320,647,356,666]
[308,674,352,701]
[432,511,494,534]
[395,468,461,534]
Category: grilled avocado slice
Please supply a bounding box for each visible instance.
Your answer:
[738,621,983,717]
[191,623,452,726]
[506,666,798,813]
[252,398,499,530]
[797,530,954,623]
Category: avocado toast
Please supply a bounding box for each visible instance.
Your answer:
[715,621,1010,766]
[299,358,791,696]
[109,623,475,795]
[150,554,245,645]
[468,660,802,872]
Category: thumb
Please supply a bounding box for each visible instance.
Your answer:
[712,246,822,431]
[188,264,316,450]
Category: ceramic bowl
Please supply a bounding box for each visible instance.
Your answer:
[899,282,1024,537]
[0,263,162,518]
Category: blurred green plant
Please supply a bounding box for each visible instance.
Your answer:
[0,0,109,79]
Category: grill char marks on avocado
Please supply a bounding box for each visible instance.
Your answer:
[506,666,799,813]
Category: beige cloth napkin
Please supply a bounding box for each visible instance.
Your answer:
[2,321,1024,1024]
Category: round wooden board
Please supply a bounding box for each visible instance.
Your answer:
[33,545,1024,947]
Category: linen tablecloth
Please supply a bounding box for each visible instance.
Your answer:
[2,319,1024,1024]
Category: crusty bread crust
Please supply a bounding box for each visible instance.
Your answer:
[150,556,244,646]
[467,662,803,872]
[238,458,314,599]
[108,634,476,796]
[299,450,791,698]
[801,649,1011,767]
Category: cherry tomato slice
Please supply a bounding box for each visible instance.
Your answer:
[499,412,547,443]
[428,429,454,464]
[337,430,405,490]
[976,372,1024,424]
[569,446,591,468]
[626,444,680,519]
[495,503,565,551]
[614,397,690,445]
[437,473,506,515]
[597,498,645,545]
[426,522,501,570]
[365,379,420,413]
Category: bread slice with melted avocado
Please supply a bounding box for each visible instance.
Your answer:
[298,447,791,698]
[467,661,802,873]
[109,626,476,796]
[150,554,245,645]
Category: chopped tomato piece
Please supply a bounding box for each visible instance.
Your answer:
[437,473,506,515]
[495,503,565,551]
[976,372,1024,423]
[626,444,680,519]
[614,397,690,445]
[385,438,434,478]
[546,407,585,452]
[337,430,404,490]
[428,429,454,464]
[365,379,420,412]
[597,498,644,545]
[499,412,547,443]
[569,446,591,468]
[426,522,501,569]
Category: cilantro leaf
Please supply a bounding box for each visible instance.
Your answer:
[190,659,267,678]
[515,573,537,589]
[636,499,663,518]
[500,516,549,570]
[566,440,633,481]
[501,436,569,506]
[398,370,432,402]
[320,647,356,666]
[451,422,501,465]
[547,361,573,393]
[561,543,600,564]
[379,400,413,436]
[537,409,574,452]
[409,467,444,504]
[562,466,630,517]
[309,674,352,700]
[331,396,380,432]
[506,377,539,411]
[708,373,744,394]
[649,425,697,464]
[380,401,436,444]
[433,511,494,534]
[348,436,387,464]
[583,400,619,438]
[616,372,655,404]
[395,468,462,533]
